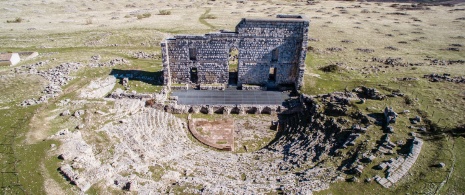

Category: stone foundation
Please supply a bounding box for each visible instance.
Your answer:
[160,103,283,115]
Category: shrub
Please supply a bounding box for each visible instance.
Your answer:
[6,17,23,23]
[319,64,340,72]
[86,18,93,25]
[159,10,171,15]
[137,13,152,19]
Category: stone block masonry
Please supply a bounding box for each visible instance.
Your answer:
[162,15,309,90]
[375,137,423,188]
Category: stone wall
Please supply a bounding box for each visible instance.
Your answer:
[162,15,309,90]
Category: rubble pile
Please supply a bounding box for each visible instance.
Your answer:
[88,58,129,68]
[427,58,465,66]
[18,57,130,106]
[20,62,84,106]
[354,86,386,100]
[371,57,425,67]
[423,73,465,83]
[318,92,356,116]
[130,51,160,59]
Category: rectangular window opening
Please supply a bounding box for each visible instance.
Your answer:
[271,48,279,62]
[269,67,276,81]
[189,48,197,61]
[190,67,198,83]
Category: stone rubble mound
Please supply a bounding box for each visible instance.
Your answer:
[88,58,129,68]
[353,86,386,100]
[18,58,129,106]
[130,51,160,59]
[423,73,465,83]
[20,62,84,106]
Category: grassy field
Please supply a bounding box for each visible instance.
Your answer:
[1,0,464,194]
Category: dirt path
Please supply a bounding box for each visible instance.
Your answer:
[435,137,456,194]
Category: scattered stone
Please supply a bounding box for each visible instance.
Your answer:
[347,177,359,182]
[423,73,465,83]
[130,51,160,59]
[384,46,399,51]
[91,55,101,61]
[122,77,129,87]
[355,48,375,53]
[61,110,71,116]
[437,162,446,168]
[386,125,394,133]
[73,110,85,117]
[384,107,398,125]
[326,47,344,52]
[354,86,386,100]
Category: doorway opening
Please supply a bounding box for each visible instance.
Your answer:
[189,48,197,61]
[228,47,239,85]
[268,67,276,81]
[190,67,198,83]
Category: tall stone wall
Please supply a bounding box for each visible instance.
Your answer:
[162,15,309,90]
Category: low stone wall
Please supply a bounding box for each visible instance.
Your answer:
[199,84,226,90]
[170,84,189,90]
[161,103,285,115]
[242,84,266,91]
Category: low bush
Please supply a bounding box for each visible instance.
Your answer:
[159,10,171,15]
[319,64,340,73]
[6,17,23,23]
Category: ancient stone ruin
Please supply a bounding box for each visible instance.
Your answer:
[161,15,309,90]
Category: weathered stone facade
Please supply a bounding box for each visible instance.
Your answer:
[161,15,309,90]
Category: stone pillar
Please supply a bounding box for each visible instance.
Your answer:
[238,106,245,115]
[191,106,200,114]
[223,107,231,115]
[255,106,262,114]
[269,106,277,115]
[207,106,214,115]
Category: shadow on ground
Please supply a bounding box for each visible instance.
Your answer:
[109,69,163,86]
